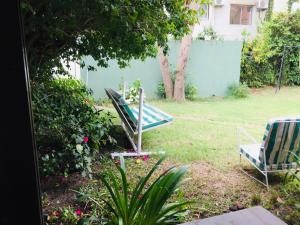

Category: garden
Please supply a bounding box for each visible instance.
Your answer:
[21,1,300,225]
[40,86,300,225]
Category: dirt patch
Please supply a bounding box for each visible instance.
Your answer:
[176,161,271,218]
[189,162,253,191]
[41,173,88,214]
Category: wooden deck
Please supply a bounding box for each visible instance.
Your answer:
[180,206,288,225]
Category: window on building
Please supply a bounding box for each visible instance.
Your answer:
[200,4,209,19]
[230,4,253,25]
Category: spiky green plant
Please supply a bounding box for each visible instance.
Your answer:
[284,153,300,183]
[83,157,192,225]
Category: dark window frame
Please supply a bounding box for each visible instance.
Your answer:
[1,1,43,225]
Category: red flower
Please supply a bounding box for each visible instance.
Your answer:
[142,155,149,161]
[52,210,60,217]
[75,209,81,216]
[83,137,89,143]
[138,195,142,200]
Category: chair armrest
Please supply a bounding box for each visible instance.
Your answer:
[237,127,259,145]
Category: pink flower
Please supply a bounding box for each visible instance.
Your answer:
[83,137,89,143]
[75,209,81,216]
[142,155,149,161]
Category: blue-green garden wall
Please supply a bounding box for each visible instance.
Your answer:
[80,40,242,99]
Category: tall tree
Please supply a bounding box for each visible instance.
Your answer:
[173,33,194,101]
[21,0,199,82]
[158,47,173,98]
[158,1,206,101]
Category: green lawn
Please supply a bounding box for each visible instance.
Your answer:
[143,87,300,168]
[99,87,300,224]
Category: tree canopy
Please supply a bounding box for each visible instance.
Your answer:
[21,0,201,82]
[241,10,300,87]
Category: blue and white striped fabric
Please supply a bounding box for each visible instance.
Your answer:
[130,104,173,131]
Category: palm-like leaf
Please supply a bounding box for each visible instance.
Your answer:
[284,152,300,183]
[100,156,192,225]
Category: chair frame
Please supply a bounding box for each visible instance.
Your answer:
[237,127,292,189]
[106,87,167,159]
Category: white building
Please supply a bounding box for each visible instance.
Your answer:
[273,0,288,12]
[193,0,290,40]
[63,61,81,79]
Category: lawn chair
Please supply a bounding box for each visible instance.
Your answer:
[105,87,173,158]
[238,117,300,189]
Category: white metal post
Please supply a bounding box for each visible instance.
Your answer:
[263,148,269,189]
[137,88,144,154]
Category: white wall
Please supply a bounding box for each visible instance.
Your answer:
[273,0,288,12]
[193,0,266,40]
[62,60,81,79]
[292,2,300,11]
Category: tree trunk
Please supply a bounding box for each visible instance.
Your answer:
[173,2,197,102]
[173,33,193,101]
[157,47,173,98]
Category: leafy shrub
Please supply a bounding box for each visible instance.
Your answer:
[197,26,223,41]
[185,83,198,100]
[32,78,115,177]
[241,11,300,87]
[156,81,166,99]
[156,81,198,100]
[156,70,176,99]
[119,77,146,103]
[45,206,84,225]
[284,153,300,184]
[73,183,108,225]
[156,69,198,100]
[251,193,262,205]
[240,40,275,88]
[124,79,145,104]
[227,83,250,98]
[76,157,192,225]
[281,156,300,225]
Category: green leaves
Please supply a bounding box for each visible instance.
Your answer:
[97,157,192,225]
[227,83,250,98]
[22,0,205,82]
[74,157,192,224]
[124,79,143,104]
[33,78,115,177]
[241,10,300,87]
[284,153,300,184]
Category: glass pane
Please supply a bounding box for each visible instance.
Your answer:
[241,6,252,25]
[200,4,209,19]
[230,5,241,24]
